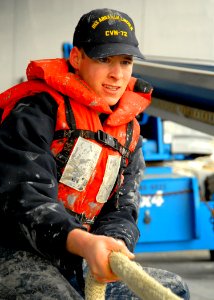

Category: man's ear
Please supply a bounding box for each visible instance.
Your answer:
[69,47,82,70]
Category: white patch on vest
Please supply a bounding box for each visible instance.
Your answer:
[96,155,121,203]
[59,137,102,191]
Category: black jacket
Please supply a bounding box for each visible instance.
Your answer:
[0,92,145,276]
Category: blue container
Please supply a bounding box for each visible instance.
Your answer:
[135,167,214,253]
[140,114,190,161]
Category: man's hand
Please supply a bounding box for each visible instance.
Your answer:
[66,229,135,283]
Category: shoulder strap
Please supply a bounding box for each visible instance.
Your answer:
[64,95,76,129]
[0,109,3,123]
[114,120,134,208]
[54,96,76,180]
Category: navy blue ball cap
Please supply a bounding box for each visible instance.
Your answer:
[73,8,144,59]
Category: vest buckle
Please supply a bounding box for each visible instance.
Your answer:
[96,130,117,150]
[79,213,95,225]
[66,209,95,225]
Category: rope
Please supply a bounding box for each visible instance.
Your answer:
[85,252,182,300]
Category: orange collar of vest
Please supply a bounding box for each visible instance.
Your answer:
[26,58,151,126]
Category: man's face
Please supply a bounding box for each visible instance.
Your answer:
[70,48,133,106]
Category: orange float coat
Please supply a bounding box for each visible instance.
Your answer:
[0,58,151,221]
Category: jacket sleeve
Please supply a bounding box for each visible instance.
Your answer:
[0,92,85,272]
[91,136,145,252]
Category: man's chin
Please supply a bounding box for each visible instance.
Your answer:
[104,97,120,107]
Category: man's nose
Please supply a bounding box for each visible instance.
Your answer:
[108,63,123,80]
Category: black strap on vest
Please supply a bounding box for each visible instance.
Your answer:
[54,96,133,181]
[114,120,133,208]
[54,129,131,158]
[64,95,76,129]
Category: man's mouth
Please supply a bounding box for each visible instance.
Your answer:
[103,84,120,91]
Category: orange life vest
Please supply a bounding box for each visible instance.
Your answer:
[0,58,151,222]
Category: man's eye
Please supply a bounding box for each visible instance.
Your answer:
[122,60,133,65]
[97,57,109,63]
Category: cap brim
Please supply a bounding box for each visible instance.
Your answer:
[83,43,144,60]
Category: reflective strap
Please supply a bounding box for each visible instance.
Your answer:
[96,155,121,203]
[60,137,102,191]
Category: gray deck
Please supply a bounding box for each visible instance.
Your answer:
[135,250,213,300]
